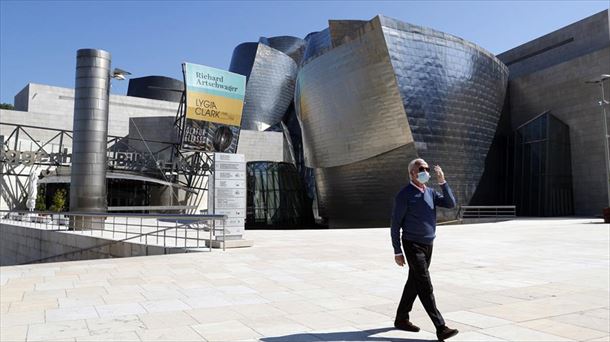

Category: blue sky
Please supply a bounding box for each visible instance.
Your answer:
[1,0,608,104]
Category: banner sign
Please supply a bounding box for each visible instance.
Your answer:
[182,63,246,153]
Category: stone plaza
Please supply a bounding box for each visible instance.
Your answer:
[0,218,608,341]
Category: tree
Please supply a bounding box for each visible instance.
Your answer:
[0,103,14,110]
[35,186,46,211]
[49,189,67,212]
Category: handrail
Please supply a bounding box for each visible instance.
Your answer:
[458,206,516,209]
[24,220,202,265]
[0,210,229,264]
[107,205,198,212]
[457,205,516,220]
[1,210,226,220]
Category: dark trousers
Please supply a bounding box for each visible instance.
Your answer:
[396,239,445,328]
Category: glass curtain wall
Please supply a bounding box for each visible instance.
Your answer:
[514,112,574,216]
[246,162,313,228]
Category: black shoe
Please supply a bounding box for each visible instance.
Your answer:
[394,319,420,332]
[436,325,459,341]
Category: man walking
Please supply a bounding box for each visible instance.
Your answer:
[390,158,459,341]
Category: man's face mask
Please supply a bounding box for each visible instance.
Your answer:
[416,165,431,184]
[417,171,430,184]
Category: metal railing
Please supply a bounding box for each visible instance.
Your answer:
[0,210,228,263]
[457,205,516,219]
[107,205,198,212]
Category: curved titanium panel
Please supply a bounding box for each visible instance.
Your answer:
[237,43,298,131]
[70,48,111,212]
[315,143,418,227]
[296,16,508,226]
[301,29,331,66]
[328,20,367,47]
[295,18,412,168]
[380,16,508,208]
[229,42,258,79]
[127,76,184,102]
[259,36,307,65]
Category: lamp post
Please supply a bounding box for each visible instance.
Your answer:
[585,74,610,209]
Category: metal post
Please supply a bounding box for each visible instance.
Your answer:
[112,216,115,239]
[223,218,226,252]
[70,49,111,217]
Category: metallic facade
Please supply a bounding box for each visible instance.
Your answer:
[259,36,307,65]
[229,41,298,131]
[295,16,508,226]
[127,76,184,102]
[70,49,112,213]
[381,16,509,221]
[301,29,331,67]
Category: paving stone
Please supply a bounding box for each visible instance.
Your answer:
[0,310,45,327]
[95,303,147,318]
[551,311,610,333]
[443,310,513,328]
[0,324,27,342]
[480,324,572,341]
[138,310,198,329]
[76,331,141,341]
[449,330,506,341]
[137,326,204,341]
[139,299,190,313]
[0,218,607,341]
[85,314,145,335]
[520,318,608,341]
[185,307,247,324]
[46,305,99,322]
[8,298,58,313]
[191,320,262,341]
[27,319,90,340]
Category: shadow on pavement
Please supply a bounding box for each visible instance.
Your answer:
[260,327,435,342]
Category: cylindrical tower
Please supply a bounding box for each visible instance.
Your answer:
[69,49,111,216]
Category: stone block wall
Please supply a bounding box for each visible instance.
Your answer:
[0,222,187,266]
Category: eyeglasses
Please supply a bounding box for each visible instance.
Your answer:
[418,166,430,172]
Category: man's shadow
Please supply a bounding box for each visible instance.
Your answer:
[260,327,435,342]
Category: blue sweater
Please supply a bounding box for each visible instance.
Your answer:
[390,182,456,254]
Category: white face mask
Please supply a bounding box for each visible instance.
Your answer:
[417,171,430,184]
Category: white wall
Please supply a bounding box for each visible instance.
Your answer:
[10,83,179,137]
[237,130,284,162]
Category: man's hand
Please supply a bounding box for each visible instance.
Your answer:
[395,255,405,267]
[434,165,445,183]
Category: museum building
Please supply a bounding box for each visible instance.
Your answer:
[1,10,609,228]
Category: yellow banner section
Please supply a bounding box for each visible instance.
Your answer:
[186,91,244,126]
